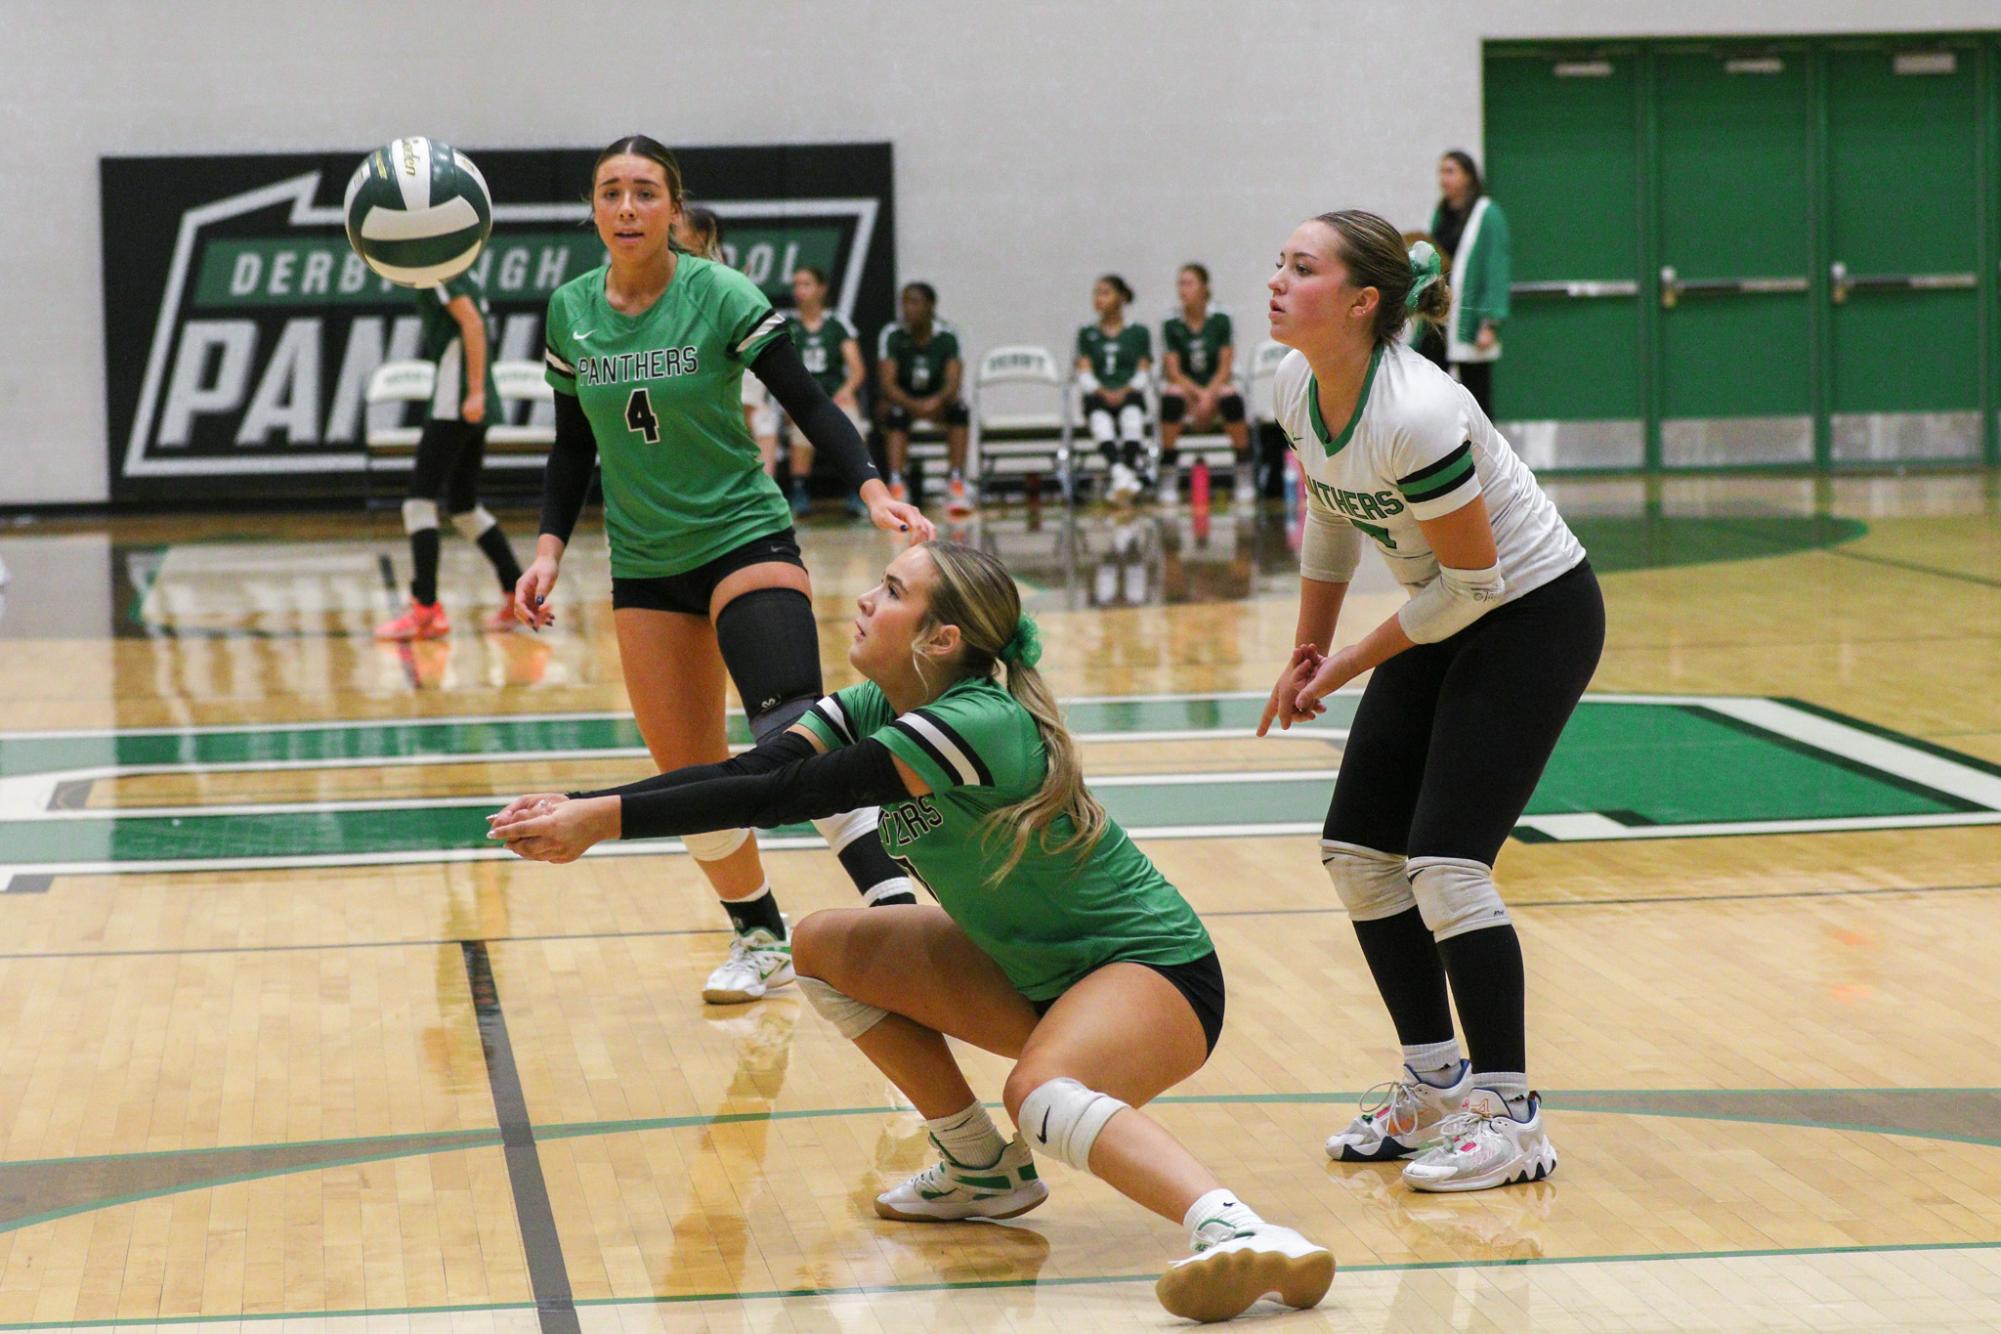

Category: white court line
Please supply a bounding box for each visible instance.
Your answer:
[15,769,1344,822]
[1518,810,2001,841]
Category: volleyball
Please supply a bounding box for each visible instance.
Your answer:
[342,136,492,287]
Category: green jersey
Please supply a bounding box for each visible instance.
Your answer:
[787,311,858,397]
[1163,308,1233,387]
[544,257,791,578]
[1075,322,1152,390]
[800,676,1213,1001]
[416,271,497,421]
[878,322,962,396]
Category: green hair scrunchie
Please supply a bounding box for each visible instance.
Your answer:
[997,613,1043,669]
[1405,240,1443,312]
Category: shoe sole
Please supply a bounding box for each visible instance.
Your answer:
[375,627,449,642]
[1155,1245,1335,1323]
[873,1183,1048,1223]
[702,962,796,1005]
[1328,1138,1423,1163]
[1405,1146,1557,1193]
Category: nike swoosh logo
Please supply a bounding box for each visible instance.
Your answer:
[572,329,593,340]
[1038,1107,1051,1143]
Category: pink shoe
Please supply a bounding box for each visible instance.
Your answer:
[375,599,450,641]
[481,601,520,633]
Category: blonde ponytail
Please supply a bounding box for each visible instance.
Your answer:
[915,541,1108,884]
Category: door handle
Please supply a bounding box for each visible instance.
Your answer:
[1661,266,1807,307]
[1831,261,1976,303]
[1512,280,1640,298]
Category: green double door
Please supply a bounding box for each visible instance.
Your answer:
[1486,35,1995,471]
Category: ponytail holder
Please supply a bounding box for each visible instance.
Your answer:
[997,613,1043,669]
[1405,240,1443,312]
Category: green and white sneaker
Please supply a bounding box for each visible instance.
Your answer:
[874,1132,1048,1222]
[701,927,794,1005]
[1402,1088,1557,1193]
[1156,1221,1335,1323]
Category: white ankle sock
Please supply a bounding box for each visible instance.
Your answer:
[1402,1039,1464,1085]
[1183,1188,1262,1248]
[1476,1072,1532,1116]
[926,1100,1007,1169]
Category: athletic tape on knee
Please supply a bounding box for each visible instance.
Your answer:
[1321,840,1416,921]
[796,975,888,1040]
[401,498,439,533]
[449,505,497,542]
[681,827,750,862]
[1016,1076,1127,1173]
[811,806,879,854]
[1407,855,1511,940]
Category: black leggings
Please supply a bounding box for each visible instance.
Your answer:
[408,419,488,513]
[1451,361,1494,422]
[1324,560,1604,863]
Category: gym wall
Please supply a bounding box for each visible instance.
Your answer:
[4,0,1994,504]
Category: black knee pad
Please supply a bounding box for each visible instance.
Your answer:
[714,586,824,740]
[1159,392,1185,424]
[1218,390,1246,423]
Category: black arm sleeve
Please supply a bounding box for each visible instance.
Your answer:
[540,393,598,543]
[572,730,818,802]
[613,737,908,841]
[750,337,881,493]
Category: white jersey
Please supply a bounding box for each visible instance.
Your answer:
[1273,342,1583,600]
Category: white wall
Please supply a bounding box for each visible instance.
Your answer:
[4,0,1995,504]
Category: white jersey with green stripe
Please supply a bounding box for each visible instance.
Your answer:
[1271,342,1583,598]
[798,675,1213,1002]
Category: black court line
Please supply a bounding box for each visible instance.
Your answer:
[1824,544,2001,592]
[5,878,2001,960]
[460,941,579,1334]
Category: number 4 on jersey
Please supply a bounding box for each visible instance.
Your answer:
[625,387,661,443]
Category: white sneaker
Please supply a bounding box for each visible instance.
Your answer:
[1156,1222,1335,1323]
[1108,462,1142,505]
[1326,1061,1469,1162]
[701,927,794,1005]
[1401,1088,1557,1192]
[874,1131,1049,1222]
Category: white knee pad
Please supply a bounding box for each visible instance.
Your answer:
[810,807,878,854]
[682,828,750,862]
[401,498,439,533]
[1016,1076,1127,1173]
[1117,403,1145,440]
[1322,840,1416,921]
[796,975,888,1040]
[1407,855,1512,940]
[450,505,497,541]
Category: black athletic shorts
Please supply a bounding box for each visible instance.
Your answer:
[883,401,969,431]
[1031,950,1226,1056]
[610,528,805,618]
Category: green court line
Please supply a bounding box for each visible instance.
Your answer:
[7,1089,1999,1246]
[8,1239,2000,1329]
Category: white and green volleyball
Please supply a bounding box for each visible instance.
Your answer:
[343,137,492,287]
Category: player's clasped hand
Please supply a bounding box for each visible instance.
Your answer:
[1257,643,1326,736]
[1293,648,1362,719]
[486,792,619,863]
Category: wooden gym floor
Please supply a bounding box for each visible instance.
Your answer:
[0,471,1998,1331]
